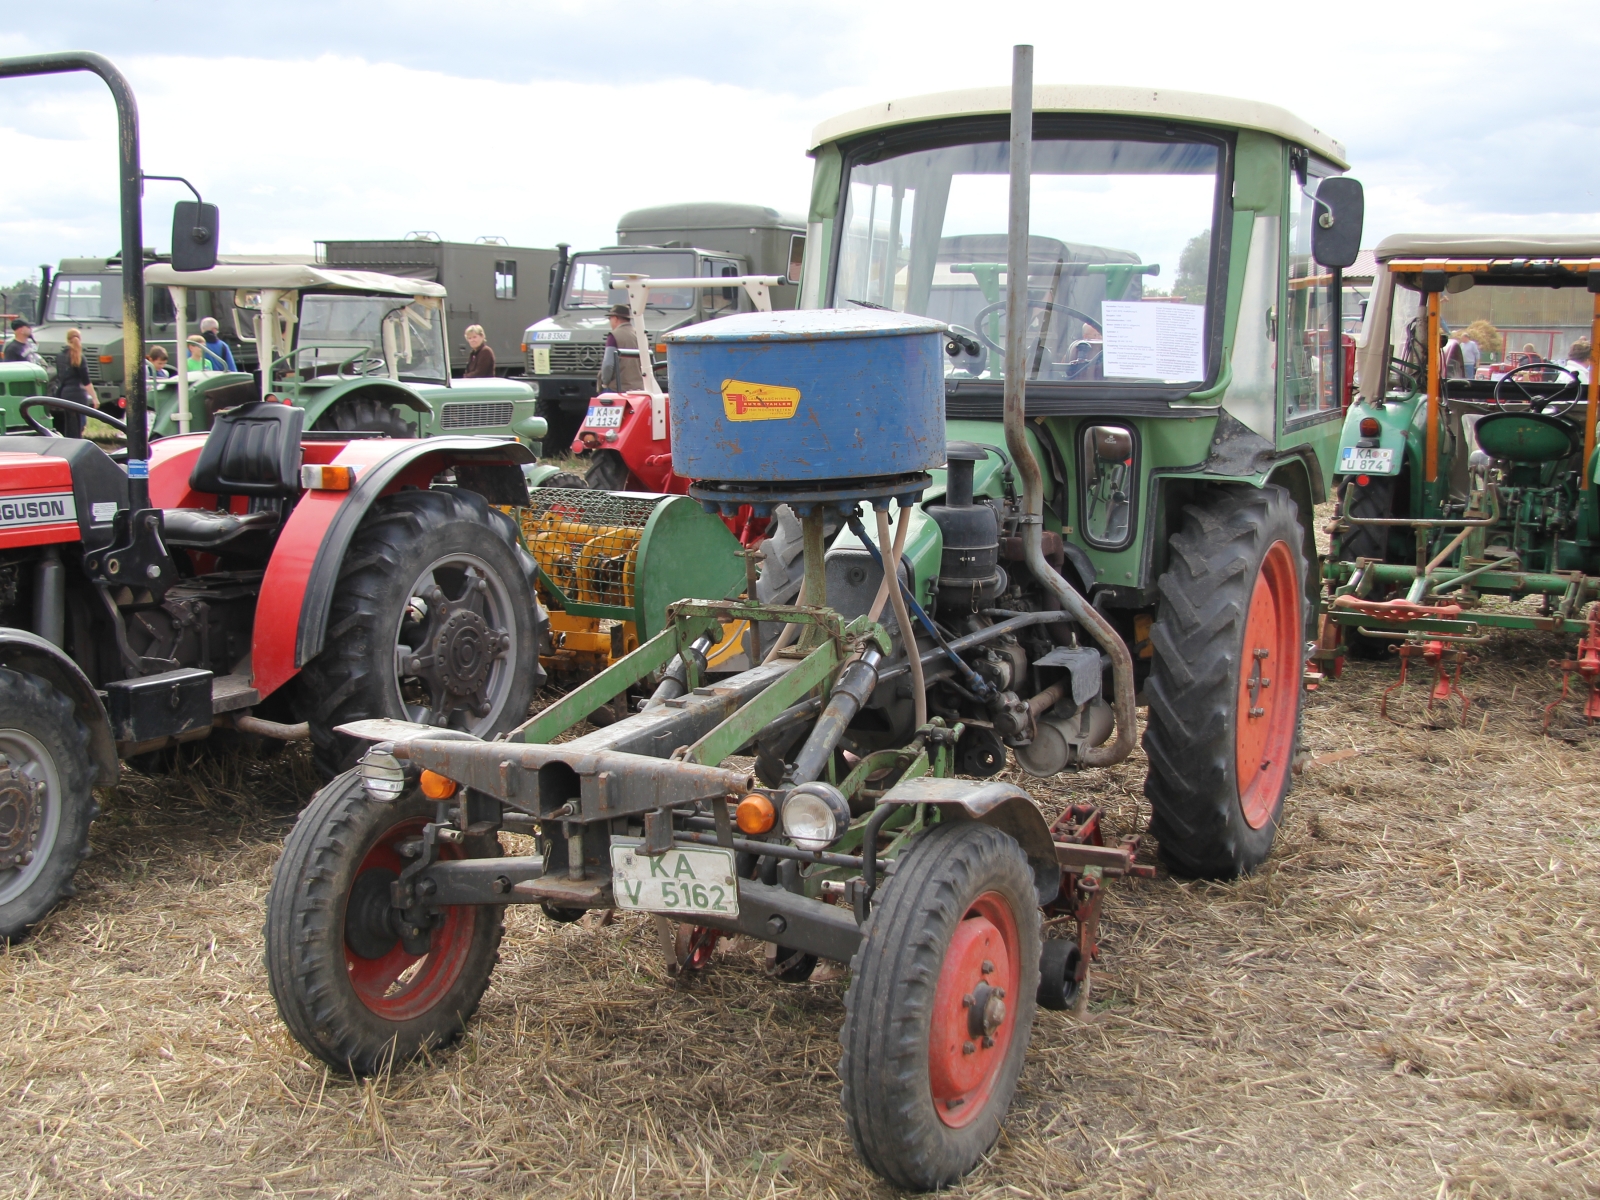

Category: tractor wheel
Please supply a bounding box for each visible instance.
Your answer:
[535,396,582,456]
[1143,485,1306,878]
[840,820,1040,1191]
[534,471,589,490]
[298,487,546,778]
[311,395,415,438]
[1336,476,1401,660]
[0,669,97,942]
[584,449,631,492]
[264,771,504,1075]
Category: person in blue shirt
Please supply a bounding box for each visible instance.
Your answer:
[199,316,237,371]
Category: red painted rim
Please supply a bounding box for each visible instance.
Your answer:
[928,891,1022,1129]
[343,816,477,1020]
[1235,540,1300,829]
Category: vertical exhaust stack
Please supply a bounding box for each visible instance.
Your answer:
[1000,44,1136,768]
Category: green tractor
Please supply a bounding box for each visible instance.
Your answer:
[1319,236,1600,722]
[141,263,545,446]
[792,82,1365,875]
[0,360,52,431]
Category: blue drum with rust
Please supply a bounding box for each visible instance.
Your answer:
[664,309,947,510]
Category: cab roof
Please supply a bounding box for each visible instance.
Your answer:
[1377,233,1600,262]
[144,263,446,297]
[810,84,1347,167]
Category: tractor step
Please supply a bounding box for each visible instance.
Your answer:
[211,673,259,714]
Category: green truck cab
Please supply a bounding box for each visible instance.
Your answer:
[523,202,803,447]
[141,263,543,445]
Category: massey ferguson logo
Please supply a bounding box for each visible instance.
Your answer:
[0,493,77,528]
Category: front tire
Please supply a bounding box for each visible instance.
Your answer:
[840,820,1040,1191]
[264,772,504,1074]
[298,487,546,778]
[1143,485,1306,877]
[311,394,416,438]
[0,669,98,941]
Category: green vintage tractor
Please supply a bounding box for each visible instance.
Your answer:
[791,82,1364,874]
[1319,236,1600,725]
[141,263,545,447]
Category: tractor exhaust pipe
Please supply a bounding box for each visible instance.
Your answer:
[1001,44,1135,769]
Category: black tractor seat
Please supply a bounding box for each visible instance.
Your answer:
[162,401,304,558]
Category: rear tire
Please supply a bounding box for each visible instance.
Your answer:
[840,820,1039,1191]
[312,395,416,438]
[298,487,545,778]
[1335,476,1401,660]
[1143,486,1306,878]
[0,669,98,941]
[264,772,504,1074]
[584,449,631,492]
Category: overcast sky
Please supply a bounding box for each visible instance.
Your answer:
[2,0,1598,288]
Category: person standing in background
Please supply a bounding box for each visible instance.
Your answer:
[598,303,643,393]
[1457,330,1481,378]
[52,328,95,437]
[463,325,495,377]
[3,319,40,364]
[199,316,236,371]
[1565,338,1591,384]
[184,334,216,377]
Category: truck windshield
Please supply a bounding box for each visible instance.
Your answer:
[47,274,123,323]
[834,135,1220,386]
[298,294,449,383]
[563,252,698,311]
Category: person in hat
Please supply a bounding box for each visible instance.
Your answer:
[3,318,42,366]
[598,302,644,393]
[184,333,217,377]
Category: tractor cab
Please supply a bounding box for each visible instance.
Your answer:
[143,263,544,446]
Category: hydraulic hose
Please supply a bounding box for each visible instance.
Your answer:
[878,506,927,730]
[1001,45,1134,769]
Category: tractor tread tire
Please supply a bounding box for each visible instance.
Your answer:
[297,487,543,779]
[1142,485,1305,878]
[840,820,1040,1192]
[0,668,97,941]
[311,395,415,438]
[264,771,504,1075]
[583,449,631,493]
[1335,476,1402,660]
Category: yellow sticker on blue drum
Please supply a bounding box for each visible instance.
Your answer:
[721,379,800,421]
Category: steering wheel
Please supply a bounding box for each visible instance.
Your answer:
[1493,361,1583,414]
[339,352,388,378]
[970,298,1103,375]
[19,397,126,439]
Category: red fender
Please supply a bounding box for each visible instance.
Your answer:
[151,434,534,702]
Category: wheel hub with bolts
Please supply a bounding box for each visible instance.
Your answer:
[928,893,1021,1128]
[401,566,512,726]
[0,753,42,873]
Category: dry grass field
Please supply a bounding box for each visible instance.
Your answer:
[2,635,1597,1198]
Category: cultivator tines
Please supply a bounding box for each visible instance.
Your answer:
[1043,805,1153,1011]
[519,488,660,610]
[1380,640,1474,726]
[1544,605,1600,730]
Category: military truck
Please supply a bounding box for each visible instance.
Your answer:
[522,202,805,447]
[139,262,544,446]
[317,235,562,378]
[31,252,311,402]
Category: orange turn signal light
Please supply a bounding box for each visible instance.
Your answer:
[736,794,776,835]
[419,769,458,799]
[300,464,357,491]
[654,343,668,354]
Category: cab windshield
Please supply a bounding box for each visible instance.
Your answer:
[298,294,449,384]
[47,274,123,323]
[562,251,698,311]
[833,134,1221,386]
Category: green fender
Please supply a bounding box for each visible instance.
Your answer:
[1333,393,1422,479]
[290,378,429,429]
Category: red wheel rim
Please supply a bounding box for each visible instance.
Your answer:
[343,817,477,1020]
[928,891,1022,1129]
[1235,540,1300,829]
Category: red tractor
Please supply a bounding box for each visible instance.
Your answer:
[0,396,545,938]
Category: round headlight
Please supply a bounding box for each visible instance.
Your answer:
[781,782,852,851]
[358,745,409,802]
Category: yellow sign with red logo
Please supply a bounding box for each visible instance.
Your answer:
[721,379,801,422]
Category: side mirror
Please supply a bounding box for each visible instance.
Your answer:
[1311,177,1363,269]
[786,233,806,285]
[171,201,220,272]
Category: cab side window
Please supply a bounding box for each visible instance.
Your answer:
[702,259,740,316]
[1284,167,1340,421]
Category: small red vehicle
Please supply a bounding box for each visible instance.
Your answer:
[0,396,546,939]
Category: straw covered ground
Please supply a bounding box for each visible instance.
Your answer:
[2,633,1597,1197]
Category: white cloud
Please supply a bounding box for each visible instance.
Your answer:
[2,0,1598,286]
